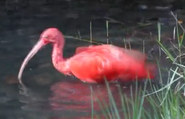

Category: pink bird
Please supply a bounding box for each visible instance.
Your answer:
[18,28,156,85]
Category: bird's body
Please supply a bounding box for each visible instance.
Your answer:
[55,45,155,83]
[18,28,156,85]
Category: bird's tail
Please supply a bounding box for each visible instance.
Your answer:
[144,62,157,79]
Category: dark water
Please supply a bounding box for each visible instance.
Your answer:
[0,0,183,119]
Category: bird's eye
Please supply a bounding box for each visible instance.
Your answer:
[44,36,49,39]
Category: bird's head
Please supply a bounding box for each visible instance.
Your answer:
[18,28,64,84]
[40,28,65,45]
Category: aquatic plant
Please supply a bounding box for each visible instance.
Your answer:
[89,11,185,119]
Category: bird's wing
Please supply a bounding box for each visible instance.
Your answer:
[75,45,147,61]
[71,45,156,82]
[122,48,146,62]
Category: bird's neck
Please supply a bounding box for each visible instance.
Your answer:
[52,41,70,74]
[52,41,64,63]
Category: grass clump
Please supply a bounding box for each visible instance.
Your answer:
[88,12,185,119]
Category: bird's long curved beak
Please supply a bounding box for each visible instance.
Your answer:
[18,40,45,85]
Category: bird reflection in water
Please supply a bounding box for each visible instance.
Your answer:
[18,75,152,119]
[49,80,138,119]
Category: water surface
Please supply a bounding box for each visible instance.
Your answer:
[0,0,183,119]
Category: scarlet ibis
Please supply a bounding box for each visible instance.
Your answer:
[18,28,156,85]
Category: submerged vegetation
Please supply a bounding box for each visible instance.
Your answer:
[79,11,185,119]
